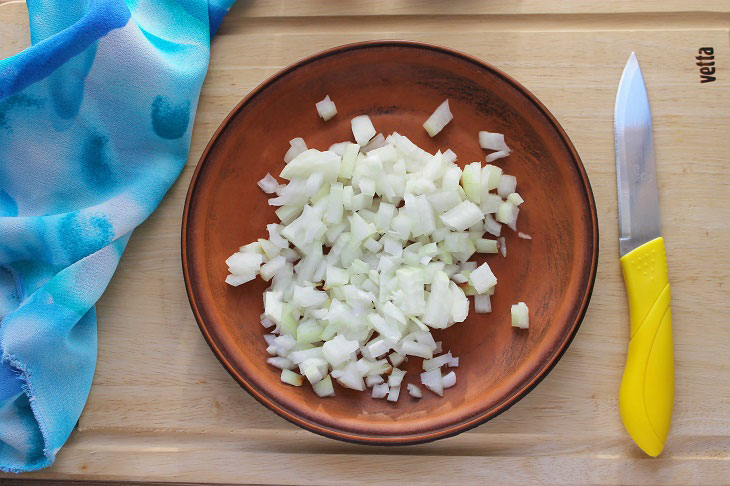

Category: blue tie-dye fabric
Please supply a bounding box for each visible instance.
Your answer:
[0,0,234,472]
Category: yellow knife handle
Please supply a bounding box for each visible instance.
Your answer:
[619,236,673,457]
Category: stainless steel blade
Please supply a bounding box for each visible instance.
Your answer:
[614,52,661,256]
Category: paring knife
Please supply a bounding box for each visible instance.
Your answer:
[614,52,673,457]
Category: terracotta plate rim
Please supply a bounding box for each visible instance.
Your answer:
[181,40,599,445]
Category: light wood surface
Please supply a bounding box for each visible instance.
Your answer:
[1,2,729,484]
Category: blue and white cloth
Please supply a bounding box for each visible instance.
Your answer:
[0,0,234,472]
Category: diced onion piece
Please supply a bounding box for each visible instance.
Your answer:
[450,281,469,323]
[475,238,498,254]
[423,271,451,329]
[518,232,532,240]
[469,262,497,294]
[480,193,502,214]
[511,301,529,329]
[401,340,433,359]
[407,383,423,398]
[325,266,349,288]
[442,371,457,389]
[482,164,503,192]
[372,382,389,399]
[267,357,294,370]
[362,133,386,153]
[388,368,406,387]
[340,143,360,180]
[293,286,328,308]
[284,137,307,163]
[497,174,517,198]
[326,182,344,225]
[313,375,335,397]
[281,369,304,386]
[448,356,459,368]
[366,375,384,387]
[302,359,326,385]
[499,237,507,257]
[280,149,341,182]
[352,115,376,145]
[423,352,453,371]
[440,201,484,231]
[507,192,524,206]
[389,351,405,367]
[225,274,255,286]
[461,162,482,203]
[479,131,510,152]
[496,201,517,225]
[420,368,444,396]
[328,141,349,156]
[260,256,286,281]
[474,294,492,313]
[322,335,358,367]
[258,173,280,194]
[226,252,263,277]
[486,150,510,163]
[387,386,401,402]
[423,99,453,137]
[337,362,365,391]
[315,95,337,121]
[274,334,297,351]
[483,214,502,237]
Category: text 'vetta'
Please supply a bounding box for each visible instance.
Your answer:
[697,47,716,83]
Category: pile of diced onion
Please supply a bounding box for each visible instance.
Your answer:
[225,96,530,401]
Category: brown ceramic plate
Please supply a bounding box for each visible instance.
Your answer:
[182,41,598,444]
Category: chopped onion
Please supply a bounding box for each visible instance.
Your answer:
[484,214,502,237]
[315,95,337,121]
[257,173,281,194]
[328,141,349,156]
[474,294,492,313]
[281,369,303,386]
[518,232,532,240]
[420,368,443,396]
[497,175,517,198]
[366,375,384,387]
[407,383,423,398]
[475,238,498,254]
[486,150,510,163]
[507,192,524,206]
[423,352,453,371]
[511,301,529,329]
[313,375,335,397]
[372,382,389,399]
[499,236,507,257]
[351,115,376,146]
[284,137,307,163]
[267,357,294,370]
[362,133,386,153]
[479,131,510,152]
[387,385,401,402]
[227,121,530,402]
[423,99,453,137]
[389,351,405,367]
[440,201,484,231]
[388,368,406,387]
[469,262,497,294]
[442,371,457,389]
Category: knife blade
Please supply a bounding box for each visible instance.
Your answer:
[614,52,674,457]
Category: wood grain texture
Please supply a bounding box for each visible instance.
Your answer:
[1,1,729,484]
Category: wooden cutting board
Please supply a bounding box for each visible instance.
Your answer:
[1,1,729,484]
